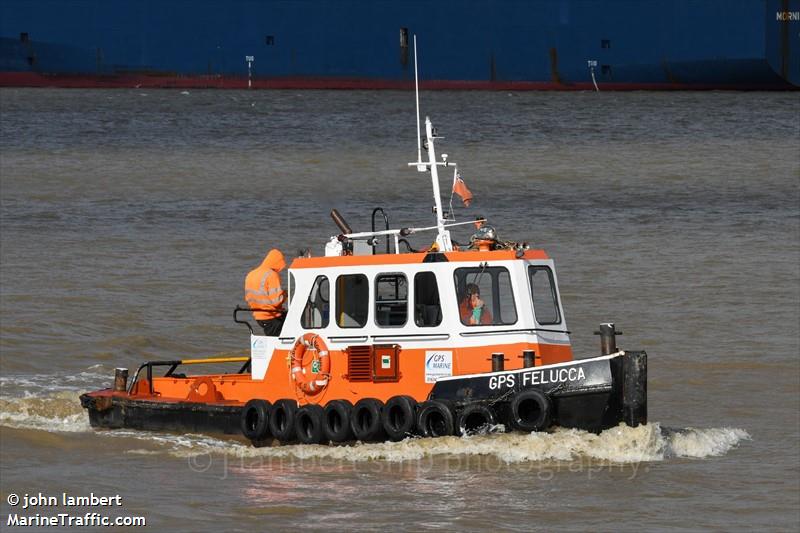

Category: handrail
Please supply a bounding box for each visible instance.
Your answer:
[181,356,250,365]
[459,327,571,336]
[372,207,390,254]
[128,356,251,395]
[233,305,254,334]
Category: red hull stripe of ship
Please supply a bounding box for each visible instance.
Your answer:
[0,72,793,91]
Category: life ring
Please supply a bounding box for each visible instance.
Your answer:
[289,333,331,396]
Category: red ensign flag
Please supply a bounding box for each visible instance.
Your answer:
[453,172,473,207]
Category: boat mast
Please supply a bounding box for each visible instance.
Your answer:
[411,36,453,252]
[424,118,452,251]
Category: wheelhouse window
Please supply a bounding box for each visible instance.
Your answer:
[528,266,561,325]
[454,267,517,326]
[301,276,329,329]
[336,274,369,328]
[414,271,442,327]
[376,273,407,327]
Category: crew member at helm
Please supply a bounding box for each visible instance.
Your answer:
[459,283,493,325]
[245,249,287,336]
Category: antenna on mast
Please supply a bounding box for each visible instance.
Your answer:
[406,38,453,252]
[414,35,425,172]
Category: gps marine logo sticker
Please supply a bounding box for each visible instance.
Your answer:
[425,351,452,383]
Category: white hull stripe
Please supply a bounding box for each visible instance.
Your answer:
[435,352,623,382]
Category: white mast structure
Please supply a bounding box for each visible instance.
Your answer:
[325,35,474,257]
[408,35,453,252]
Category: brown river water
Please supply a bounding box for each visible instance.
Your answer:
[1,88,798,531]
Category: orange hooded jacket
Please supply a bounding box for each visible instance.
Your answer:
[245,249,287,321]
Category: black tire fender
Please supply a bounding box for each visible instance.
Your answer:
[382,395,418,441]
[269,399,298,443]
[350,398,385,442]
[416,400,455,438]
[323,399,354,443]
[509,389,551,432]
[456,403,496,436]
[240,399,271,441]
[295,404,326,445]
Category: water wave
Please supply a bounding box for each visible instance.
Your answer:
[0,391,90,433]
[151,423,750,464]
[0,372,750,464]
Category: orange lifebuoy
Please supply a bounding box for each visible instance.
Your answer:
[289,333,331,396]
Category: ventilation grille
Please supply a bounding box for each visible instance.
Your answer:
[346,345,373,382]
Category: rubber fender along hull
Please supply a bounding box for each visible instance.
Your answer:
[79,351,646,440]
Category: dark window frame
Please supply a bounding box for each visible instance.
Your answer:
[336,273,369,329]
[414,271,443,328]
[374,272,408,328]
[301,275,330,330]
[453,266,519,327]
[527,265,562,326]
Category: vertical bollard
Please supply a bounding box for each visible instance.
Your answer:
[622,351,648,427]
[521,350,536,368]
[114,368,129,392]
[491,353,505,372]
[595,323,622,355]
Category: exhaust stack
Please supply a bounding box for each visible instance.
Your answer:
[330,209,353,234]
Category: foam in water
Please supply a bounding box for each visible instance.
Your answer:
[143,422,750,464]
[0,372,750,464]
[664,426,751,458]
[0,392,91,433]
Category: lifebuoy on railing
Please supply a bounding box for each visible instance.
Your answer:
[289,333,331,396]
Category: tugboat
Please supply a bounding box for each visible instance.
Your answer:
[80,46,647,446]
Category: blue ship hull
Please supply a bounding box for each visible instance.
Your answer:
[1,0,798,89]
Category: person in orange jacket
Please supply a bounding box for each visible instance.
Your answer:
[245,249,287,336]
[458,283,493,325]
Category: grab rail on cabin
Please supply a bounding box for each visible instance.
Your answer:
[372,207,390,254]
[128,356,251,395]
[233,305,255,334]
[459,327,571,336]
